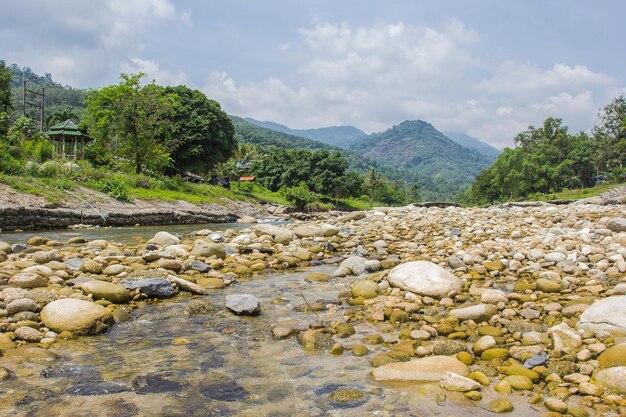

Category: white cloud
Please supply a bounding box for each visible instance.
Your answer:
[121,58,188,86]
[0,0,187,87]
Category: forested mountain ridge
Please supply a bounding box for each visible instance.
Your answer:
[443,131,502,159]
[244,117,368,148]
[350,120,495,200]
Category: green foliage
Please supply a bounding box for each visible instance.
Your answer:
[281,182,316,210]
[96,176,131,201]
[0,61,11,114]
[38,160,61,177]
[592,95,626,173]
[163,85,236,174]
[83,73,175,174]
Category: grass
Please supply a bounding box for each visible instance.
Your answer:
[535,182,621,201]
[0,173,73,204]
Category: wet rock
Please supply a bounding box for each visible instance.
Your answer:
[68,379,130,396]
[387,261,462,297]
[440,372,481,392]
[81,280,129,303]
[523,355,547,368]
[433,340,467,356]
[350,280,378,299]
[371,356,469,382]
[536,278,561,293]
[598,343,626,368]
[299,329,335,351]
[41,364,98,378]
[328,387,368,408]
[578,296,626,335]
[120,278,176,298]
[131,374,182,394]
[225,294,261,315]
[40,298,113,335]
[199,380,248,401]
[3,345,59,363]
[485,398,514,413]
[15,326,43,342]
[167,275,208,295]
[545,397,567,413]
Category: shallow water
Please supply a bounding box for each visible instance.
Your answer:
[0,221,286,245]
[0,267,542,417]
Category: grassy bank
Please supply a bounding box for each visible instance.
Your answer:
[0,162,377,211]
[533,182,620,201]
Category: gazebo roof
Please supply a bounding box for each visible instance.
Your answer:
[47,120,88,138]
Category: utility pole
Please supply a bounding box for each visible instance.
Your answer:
[22,80,46,131]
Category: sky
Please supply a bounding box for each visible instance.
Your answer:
[1,0,625,148]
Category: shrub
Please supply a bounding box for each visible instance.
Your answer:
[24,161,40,176]
[281,182,316,210]
[38,160,62,177]
[96,177,131,201]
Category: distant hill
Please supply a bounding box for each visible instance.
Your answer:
[350,120,495,200]
[444,131,502,159]
[244,117,367,148]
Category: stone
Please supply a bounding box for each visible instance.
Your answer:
[485,398,514,413]
[549,323,582,357]
[81,280,130,303]
[64,258,85,271]
[293,224,322,238]
[0,241,10,253]
[299,329,335,351]
[191,240,226,259]
[79,259,103,274]
[387,261,462,298]
[473,335,496,354]
[102,264,126,276]
[6,298,40,315]
[598,343,626,368]
[523,355,547,368]
[480,348,510,361]
[351,280,379,299]
[594,366,626,394]
[371,356,469,382]
[578,296,626,335]
[148,231,180,246]
[237,215,257,224]
[167,275,208,295]
[40,299,113,334]
[225,294,261,315]
[15,326,43,342]
[607,218,626,233]
[191,260,212,273]
[120,278,176,298]
[440,371,481,392]
[305,273,331,282]
[9,272,47,288]
[251,224,294,244]
[481,289,508,304]
[545,397,567,413]
[504,375,533,390]
[578,381,603,396]
[450,304,497,323]
[340,256,368,275]
[536,278,561,293]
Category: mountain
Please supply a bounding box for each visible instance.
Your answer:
[350,120,495,200]
[244,117,367,148]
[444,131,502,159]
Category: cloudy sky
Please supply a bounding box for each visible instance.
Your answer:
[2,0,625,148]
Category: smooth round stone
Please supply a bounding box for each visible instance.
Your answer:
[79,259,103,274]
[40,299,113,335]
[14,326,43,342]
[545,397,567,413]
[371,356,469,382]
[578,296,626,335]
[225,294,261,315]
[486,398,514,413]
[103,264,126,276]
[351,280,379,299]
[305,273,331,282]
[598,344,626,368]
[440,371,481,392]
[8,273,47,288]
[387,261,462,298]
[481,348,510,360]
[504,375,533,390]
[81,280,129,303]
[6,298,39,315]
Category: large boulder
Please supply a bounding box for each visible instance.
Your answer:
[594,367,626,394]
[81,280,129,304]
[578,296,626,335]
[191,240,226,259]
[40,299,113,334]
[607,218,626,233]
[148,232,180,246]
[387,261,462,298]
[371,356,469,382]
[225,294,261,316]
[598,344,626,368]
[549,323,582,357]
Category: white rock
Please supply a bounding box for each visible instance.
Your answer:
[440,371,481,392]
[578,296,626,335]
[387,261,462,298]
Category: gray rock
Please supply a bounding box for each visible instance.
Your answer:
[450,304,497,323]
[208,233,224,242]
[120,278,176,298]
[523,355,547,368]
[607,218,626,233]
[148,231,180,246]
[6,298,39,315]
[15,326,43,342]
[225,294,261,316]
[64,258,85,271]
[191,260,212,273]
[11,243,27,253]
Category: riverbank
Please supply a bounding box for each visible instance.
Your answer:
[0,183,294,231]
[1,201,625,415]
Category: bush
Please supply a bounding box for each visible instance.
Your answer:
[24,161,40,176]
[236,181,253,193]
[281,182,316,210]
[96,177,131,201]
[38,160,62,177]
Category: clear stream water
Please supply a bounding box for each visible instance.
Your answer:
[0,226,542,417]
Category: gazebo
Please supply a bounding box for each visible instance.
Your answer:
[46,120,91,160]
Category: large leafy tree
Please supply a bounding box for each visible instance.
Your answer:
[162,85,236,174]
[0,61,12,138]
[83,73,176,174]
[593,95,626,171]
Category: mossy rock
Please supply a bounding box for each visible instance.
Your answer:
[330,387,365,404]
[369,354,396,368]
[546,360,577,377]
[478,326,505,337]
[486,398,514,413]
[389,309,409,324]
[457,351,474,365]
[503,363,540,383]
[305,273,331,282]
[351,344,369,356]
[432,340,467,356]
[362,334,384,345]
[481,348,510,361]
[598,344,626,368]
[504,375,533,390]
[335,323,356,338]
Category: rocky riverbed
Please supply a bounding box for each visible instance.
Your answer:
[0,202,625,416]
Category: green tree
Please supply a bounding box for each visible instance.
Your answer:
[593,95,626,171]
[83,73,176,174]
[162,85,236,174]
[282,182,316,210]
[0,61,12,138]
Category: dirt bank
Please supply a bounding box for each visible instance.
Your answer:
[0,184,289,231]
